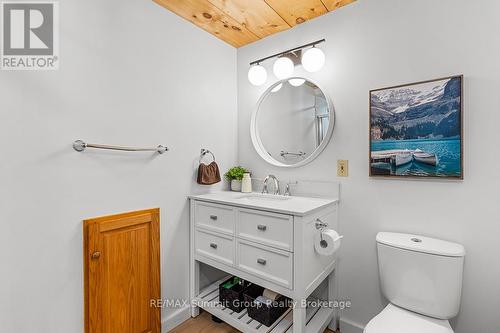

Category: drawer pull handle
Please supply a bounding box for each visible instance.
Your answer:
[209,215,218,221]
[257,258,267,265]
[210,243,218,249]
[257,225,267,231]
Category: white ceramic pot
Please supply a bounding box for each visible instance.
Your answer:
[231,179,242,192]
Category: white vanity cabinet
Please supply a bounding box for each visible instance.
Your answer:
[189,192,340,333]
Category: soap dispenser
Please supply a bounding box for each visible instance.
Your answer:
[241,173,252,193]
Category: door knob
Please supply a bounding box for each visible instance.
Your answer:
[91,251,101,259]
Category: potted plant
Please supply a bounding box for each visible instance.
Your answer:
[224,166,250,192]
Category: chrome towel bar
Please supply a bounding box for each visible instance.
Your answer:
[280,150,306,157]
[73,140,168,154]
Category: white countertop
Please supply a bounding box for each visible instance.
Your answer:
[188,191,338,216]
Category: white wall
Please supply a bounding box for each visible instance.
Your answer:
[0,0,237,332]
[237,0,500,332]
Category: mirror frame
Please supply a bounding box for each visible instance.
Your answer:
[250,77,335,168]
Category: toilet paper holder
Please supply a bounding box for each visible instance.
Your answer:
[315,218,328,230]
[315,218,328,244]
[315,218,344,244]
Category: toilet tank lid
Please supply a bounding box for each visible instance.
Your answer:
[376,232,465,257]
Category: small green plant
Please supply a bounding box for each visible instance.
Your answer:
[224,166,249,182]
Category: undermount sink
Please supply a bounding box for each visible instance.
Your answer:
[236,194,292,201]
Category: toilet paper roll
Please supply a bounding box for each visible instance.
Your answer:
[262,289,280,301]
[314,229,342,256]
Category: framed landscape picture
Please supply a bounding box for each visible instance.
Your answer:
[369,75,463,179]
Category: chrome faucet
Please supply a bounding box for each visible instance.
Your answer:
[262,175,280,195]
[284,183,291,196]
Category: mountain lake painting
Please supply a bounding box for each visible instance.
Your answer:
[370,75,463,179]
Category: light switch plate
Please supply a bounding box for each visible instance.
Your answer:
[337,160,348,177]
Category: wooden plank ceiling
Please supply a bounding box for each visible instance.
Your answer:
[153,0,356,48]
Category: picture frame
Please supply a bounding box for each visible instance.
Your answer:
[369,75,463,179]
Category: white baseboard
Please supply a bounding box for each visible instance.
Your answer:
[340,317,364,333]
[163,305,191,332]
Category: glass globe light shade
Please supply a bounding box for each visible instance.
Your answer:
[288,78,306,87]
[301,47,325,72]
[248,64,267,86]
[271,83,283,92]
[273,57,294,79]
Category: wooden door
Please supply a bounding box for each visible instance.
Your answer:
[84,209,161,333]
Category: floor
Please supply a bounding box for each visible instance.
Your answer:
[170,311,338,333]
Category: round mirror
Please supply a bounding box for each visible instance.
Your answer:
[251,78,335,167]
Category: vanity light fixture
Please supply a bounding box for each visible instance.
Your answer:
[289,78,306,87]
[247,39,325,85]
[248,63,267,86]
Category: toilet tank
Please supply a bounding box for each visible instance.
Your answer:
[376,232,465,319]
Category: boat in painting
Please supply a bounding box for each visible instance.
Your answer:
[413,149,439,166]
[392,151,413,166]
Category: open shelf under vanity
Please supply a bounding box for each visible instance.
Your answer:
[195,276,334,333]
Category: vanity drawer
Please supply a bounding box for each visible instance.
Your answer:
[195,201,235,235]
[237,209,293,251]
[237,240,293,289]
[195,229,234,266]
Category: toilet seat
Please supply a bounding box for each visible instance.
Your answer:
[364,303,454,333]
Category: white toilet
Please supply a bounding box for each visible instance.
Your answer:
[364,232,465,333]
